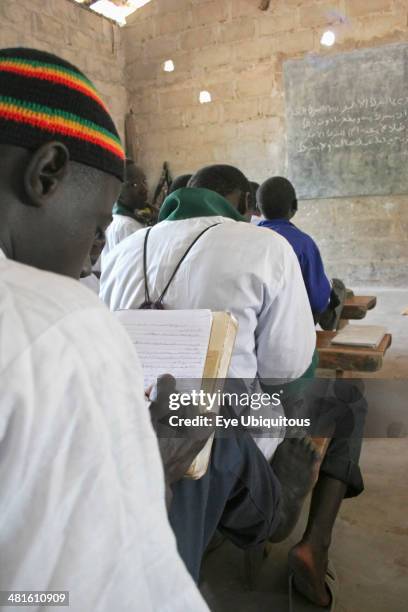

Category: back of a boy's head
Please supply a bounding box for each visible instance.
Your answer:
[169,174,192,193]
[189,164,250,198]
[258,176,297,219]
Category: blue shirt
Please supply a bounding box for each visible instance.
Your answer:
[259,219,331,314]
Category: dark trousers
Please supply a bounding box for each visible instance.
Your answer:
[169,430,282,582]
[284,377,367,498]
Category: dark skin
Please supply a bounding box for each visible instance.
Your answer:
[223,187,251,218]
[148,374,215,507]
[119,163,148,212]
[258,198,298,222]
[0,141,211,493]
[81,232,107,278]
[289,477,347,606]
[0,142,117,279]
[284,202,297,221]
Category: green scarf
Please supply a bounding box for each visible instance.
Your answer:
[158,188,247,222]
[112,201,155,225]
[112,202,136,220]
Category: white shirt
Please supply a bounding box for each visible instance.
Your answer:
[100,217,316,459]
[100,216,315,381]
[80,272,100,294]
[0,249,208,612]
[101,214,144,265]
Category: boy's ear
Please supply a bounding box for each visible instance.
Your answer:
[24,142,70,207]
[237,190,250,217]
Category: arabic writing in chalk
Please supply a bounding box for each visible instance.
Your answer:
[292,96,408,155]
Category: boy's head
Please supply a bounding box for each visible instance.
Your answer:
[169,174,192,194]
[258,176,298,221]
[189,164,251,217]
[0,47,124,279]
[119,159,148,211]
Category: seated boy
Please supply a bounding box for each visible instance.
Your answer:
[257,176,331,317]
[258,176,366,607]
[101,159,152,262]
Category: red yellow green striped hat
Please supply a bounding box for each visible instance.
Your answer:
[0,48,125,181]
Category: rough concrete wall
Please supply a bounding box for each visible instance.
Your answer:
[0,0,127,138]
[123,0,408,287]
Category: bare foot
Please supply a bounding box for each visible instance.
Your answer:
[269,434,320,542]
[288,541,331,607]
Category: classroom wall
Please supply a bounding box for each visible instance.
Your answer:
[0,0,127,138]
[123,0,408,287]
[0,0,406,286]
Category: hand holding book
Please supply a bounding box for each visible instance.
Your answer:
[149,374,215,507]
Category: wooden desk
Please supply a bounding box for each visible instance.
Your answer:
[341,295,377,320]
[317,330,392,372]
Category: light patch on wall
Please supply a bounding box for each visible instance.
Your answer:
[320,30,336,47]
[88,0,152,26]
[199,91,212,104]
[163,60,175,72]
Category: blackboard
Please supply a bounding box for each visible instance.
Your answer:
[284,43,408,199]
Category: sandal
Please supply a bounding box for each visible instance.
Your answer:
[288,560,337,611]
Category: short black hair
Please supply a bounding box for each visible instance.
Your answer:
[124,159,145,181]
[258,176,297,219]
[169,174,192,193]
[189,164,250,198]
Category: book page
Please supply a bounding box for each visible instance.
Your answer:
[114,309,213,389]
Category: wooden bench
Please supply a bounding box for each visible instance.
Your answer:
[341,295,377,320]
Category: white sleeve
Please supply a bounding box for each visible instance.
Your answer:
[101,218,143,273]
[114,218,144,245]
[0,302,207,611]
[256,242,316,381]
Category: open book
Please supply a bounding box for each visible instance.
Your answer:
[114,309,238,479]
[331,324,387,348]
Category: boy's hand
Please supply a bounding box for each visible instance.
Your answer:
[148,375,215,487]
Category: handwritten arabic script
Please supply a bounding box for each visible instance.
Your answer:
[292,96,408,155]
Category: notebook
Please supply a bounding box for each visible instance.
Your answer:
[114,309,238,478]
[114,309,213,390]
[331,324,387,348]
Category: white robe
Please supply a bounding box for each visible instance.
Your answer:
[101,214,144,265]
[100,217,316,459]
[80,272,100,294]
[0,249,208,612]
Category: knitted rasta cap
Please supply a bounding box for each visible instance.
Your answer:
[0,48,124,181]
